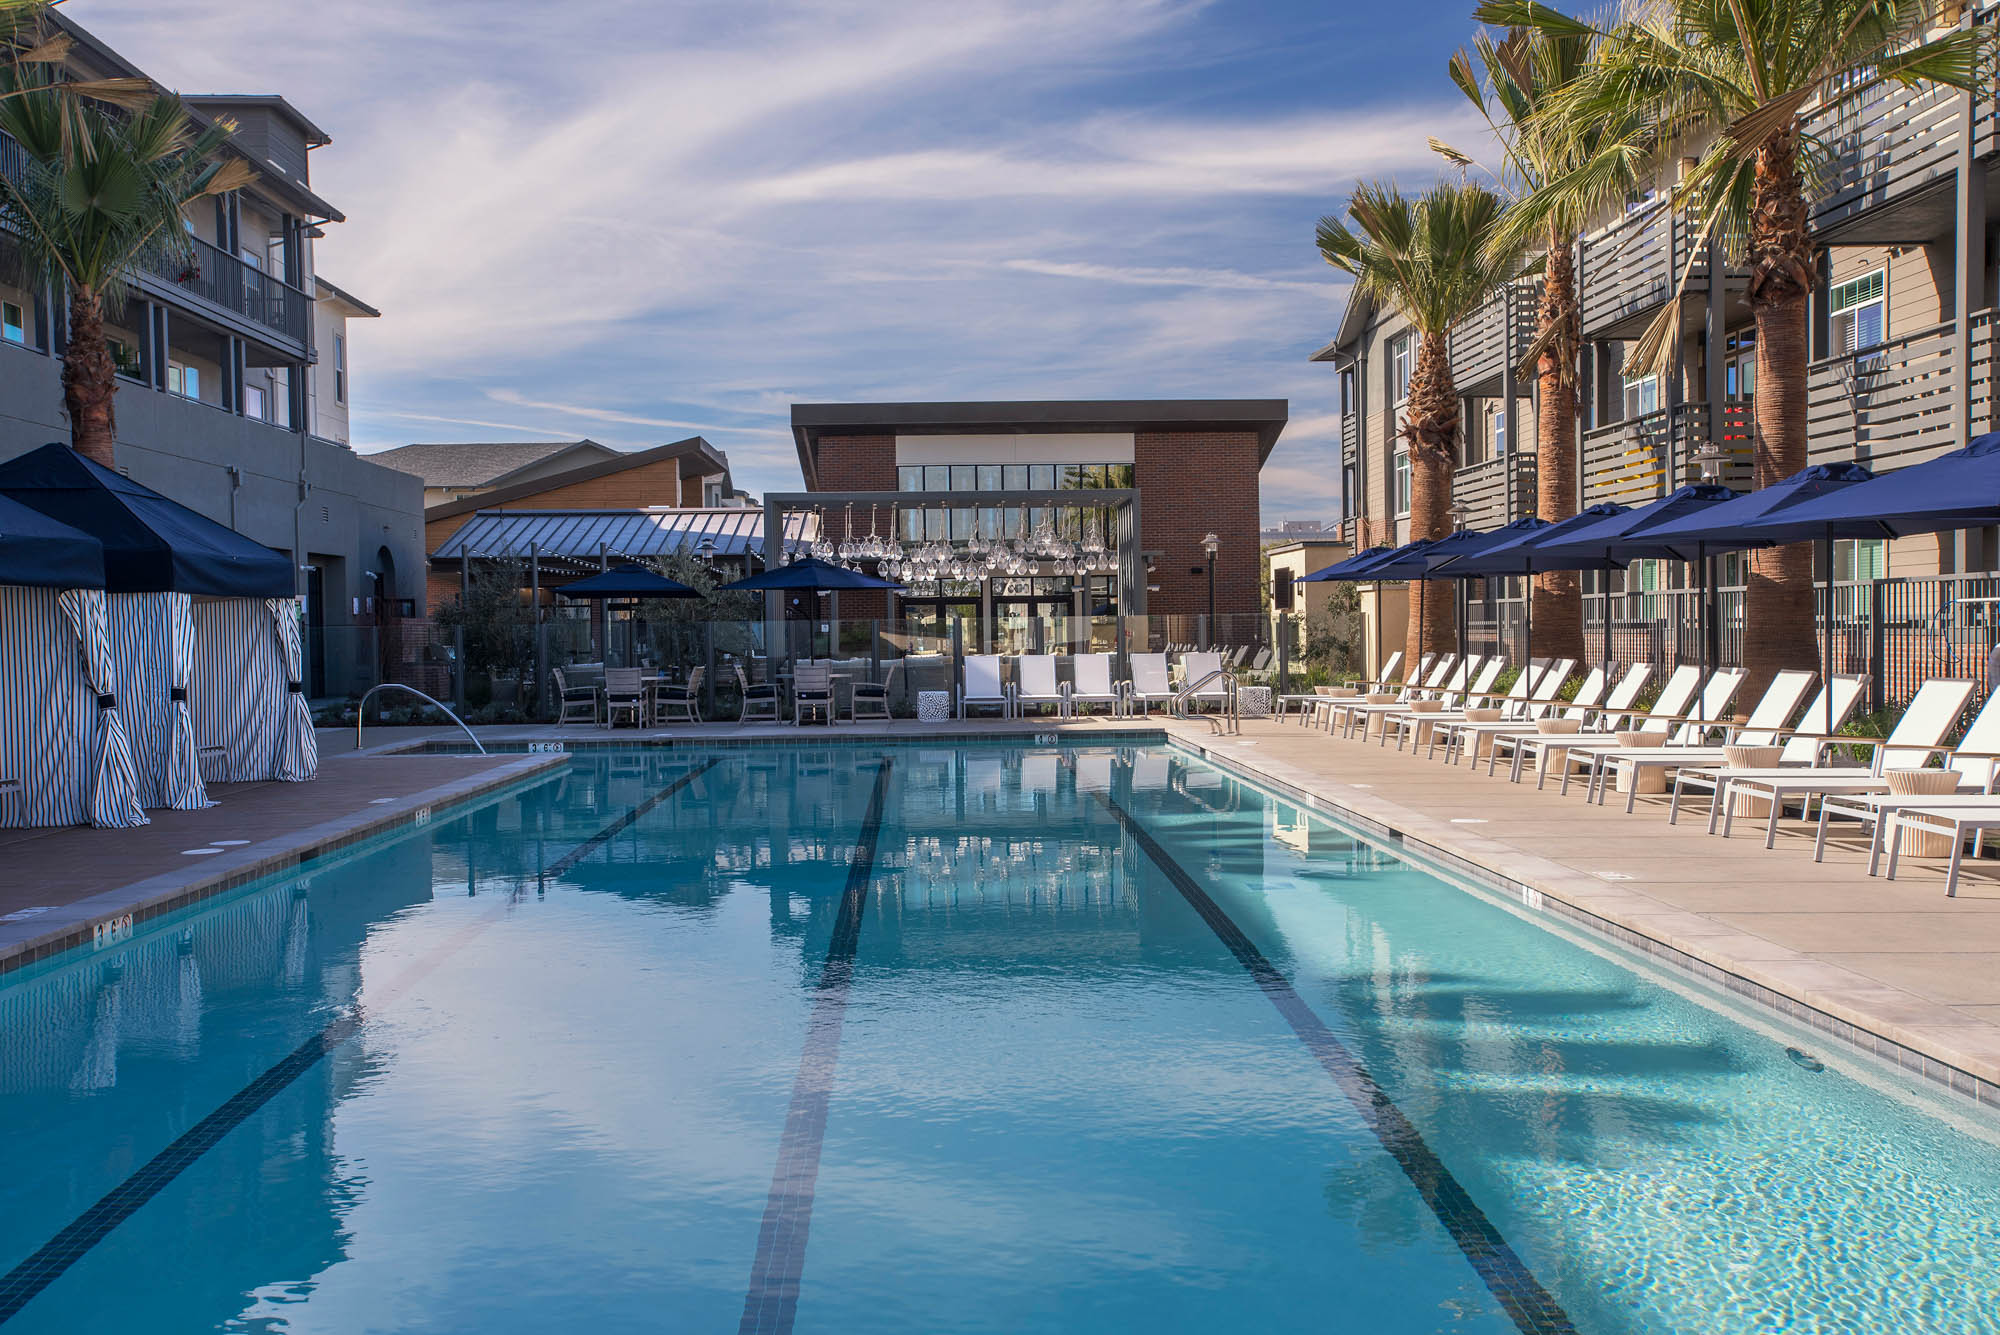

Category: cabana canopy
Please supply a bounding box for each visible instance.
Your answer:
[557,564,702,599]
[1730,435,2000,539]
[0,444,294,597]
[0,492,104,588]
[1638,463,1879,554]
[719,557,903,592]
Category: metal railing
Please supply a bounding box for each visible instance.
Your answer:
[134,234,311,346]
[355,683,488,754]
[1581,401,1754,506]
[1169,667,1239,734]
[1452,452,1538,530]
[1807,74,1959,236]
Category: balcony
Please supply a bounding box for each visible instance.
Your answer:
[0,131,310,351]
[1452,452,1537,531]
[1807,76,1960,240]
[1578,202,1743,339]
[1581,402,1754,507]
[1447,282,1539,397]
[1807,319,1961,469]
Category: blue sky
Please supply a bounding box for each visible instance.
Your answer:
[74,0,1481,522]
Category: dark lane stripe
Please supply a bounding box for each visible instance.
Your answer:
[738,758,894,1335]
[546,758,720,877]
[0,761,724,1325]
[1090,784,1579,1335]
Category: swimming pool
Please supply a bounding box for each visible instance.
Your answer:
[0,741,1996,1333]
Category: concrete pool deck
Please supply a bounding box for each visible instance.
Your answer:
[12,712,2000,1107]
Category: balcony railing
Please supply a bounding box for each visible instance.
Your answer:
[1577,202,1746,339]
[133,235,309,347]
[1807,76,1959,236]
[1806,320,1959,470]
[1451,452,1537,531]
[1447,282,1539,396]
[0,130,310,348]
[1340,412,1358,468]
[1581,401,1754,507]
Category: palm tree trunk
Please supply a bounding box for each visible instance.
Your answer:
[1405,330,1458,662]
[1533,227,1585,661]
[61,286,118,468]
[1742,124,1818,702]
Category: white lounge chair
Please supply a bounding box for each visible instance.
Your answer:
[1177,652,1228,711]
[1381,657,1508,750]
[1556,667,1747,798]
[1810,682,2000,867]
[1709,676,1978,847]
[1669,674,1867,825]
[1481,663,1640,775]
[1339,655,1476,740]
[1509,663,1703,788]
[1067,653,1123,716]
[1431,657,1576,762]
[1015,654,1065,717]
[1284,649,1407,721]
[960,654,1012,718]
[1883,800,2000,896]
[1582,668,1815,811]
[1125,653,1177,714]
[1323,654,1458,734]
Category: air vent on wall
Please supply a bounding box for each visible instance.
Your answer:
[320,505,330,524]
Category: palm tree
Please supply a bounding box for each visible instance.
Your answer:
[1481,0,1993,694]
[1317,180,1523,660]
[0,58,250,466]
[1439,22,1635,663]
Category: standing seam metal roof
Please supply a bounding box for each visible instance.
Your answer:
[430,509,817,561]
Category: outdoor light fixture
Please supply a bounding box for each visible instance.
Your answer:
[1201,532,1219,646]
[1450,500,1472,532]
[1692,441,1727,484]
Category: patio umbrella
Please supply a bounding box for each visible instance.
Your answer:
[1297,544,1397,582]
[1753,433,2000,537]
[1427,517,1550,665]
[1434,504,1631,677]
[556,564,703,599]
[1527,485,1740,699]
[717,556,905,593]
[1335,539,1446,663]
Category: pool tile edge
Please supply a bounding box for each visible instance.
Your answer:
[0,753,568,979]
[1171,733,2000,1116]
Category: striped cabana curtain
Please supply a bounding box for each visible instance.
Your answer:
[164,592,210,809]
[268,597,317,782]
[191,598,280,782]
[0,586,91,827]
[57,588,146,828]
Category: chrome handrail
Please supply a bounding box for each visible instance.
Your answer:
[1169,668,1240,734]
[355,684,488,755]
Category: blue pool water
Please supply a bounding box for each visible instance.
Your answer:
[1,742,1997,1333]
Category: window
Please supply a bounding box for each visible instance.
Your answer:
[1834,538,1888,583]
[1393,449,1412,517]
[1723,327,1756,401]
[976,464,1002,491]
[165,361,200,399]
[1339,367,1355,417]
[1830,269,1885,353]
[1388,334,1413,403]
[898,465,922,490]
[1622,373,1659,420]
[108,337,141,378]
[949,464,976,491]
[244,382,266,420]
[333,334,346,403]
[923,464,950,490]
[0,301,22,344]
[1489,406,1507,458]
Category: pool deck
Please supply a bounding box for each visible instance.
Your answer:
[1164,716,2000,1107]
[13,713,2000,1106]
[0,748,566,975]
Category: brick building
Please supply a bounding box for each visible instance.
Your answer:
[791,400,1287,641]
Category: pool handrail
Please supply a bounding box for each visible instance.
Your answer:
[355,684,489,755]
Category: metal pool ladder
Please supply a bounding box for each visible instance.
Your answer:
[1169,668,1239,735]
[355,684,489,755]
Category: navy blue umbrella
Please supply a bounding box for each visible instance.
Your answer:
[1529,485,1740,691]
[0,443,294,597]
[1747,432,2000,538]
[1297,544,1396,582]
[1434,504,1632,676]
[1424,518,1550,664]
[0,491,105,589]
[718,556,904,593]
[558,564,702,599]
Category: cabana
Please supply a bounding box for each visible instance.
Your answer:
[0,444,307,794]
[0,493,146,828]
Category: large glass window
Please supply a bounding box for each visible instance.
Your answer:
[1622,373,1659,420]
[1830,269,1886,353]
[1028,464,1055,491]
[977,464,1002,490]
[898,465,923,490]
[1834,537,1888,583]
[923,465,951,490]
[1,301,23,345]
[1389,333,1413,403]
[1393,450,1412,517]
[950,464,977,491]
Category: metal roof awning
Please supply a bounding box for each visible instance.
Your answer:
[431,508,818,563]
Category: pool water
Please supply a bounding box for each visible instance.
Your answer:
[0,742,1996,1334]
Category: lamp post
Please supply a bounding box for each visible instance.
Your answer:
[1692,441,1726,681]
[1449,501,1471,660]
[1201,532,1219,648]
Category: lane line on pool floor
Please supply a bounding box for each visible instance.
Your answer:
[0,760,723,1326]
[545,759,721,877]
[1088,782,1579,1335]
[738,758,894,1335]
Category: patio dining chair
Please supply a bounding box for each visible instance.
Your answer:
[734,663,780,723]
[552,668,599,726]
[603,668,644,728]
[960,655,1012,719]
[651,666,704,724]
[849,662,900,721]
[793,663,835,726]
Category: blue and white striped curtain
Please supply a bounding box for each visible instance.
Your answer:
[268,597,316,782]
[190,596,300,784]
[56,588,146,828]
[0,586,90,828]
[164,593,209,809]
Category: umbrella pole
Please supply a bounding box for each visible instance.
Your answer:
[1523,569,1532,675]
[1823,528,1835,736]
[1602,576,1611,680]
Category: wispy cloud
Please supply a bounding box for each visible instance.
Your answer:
[68,0,1475,523]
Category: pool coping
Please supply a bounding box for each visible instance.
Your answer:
[1167,731,2000,1114]
[0,753,568,979]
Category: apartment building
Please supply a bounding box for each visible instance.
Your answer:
[1321,16,2000,615]
[0,13,423,697]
